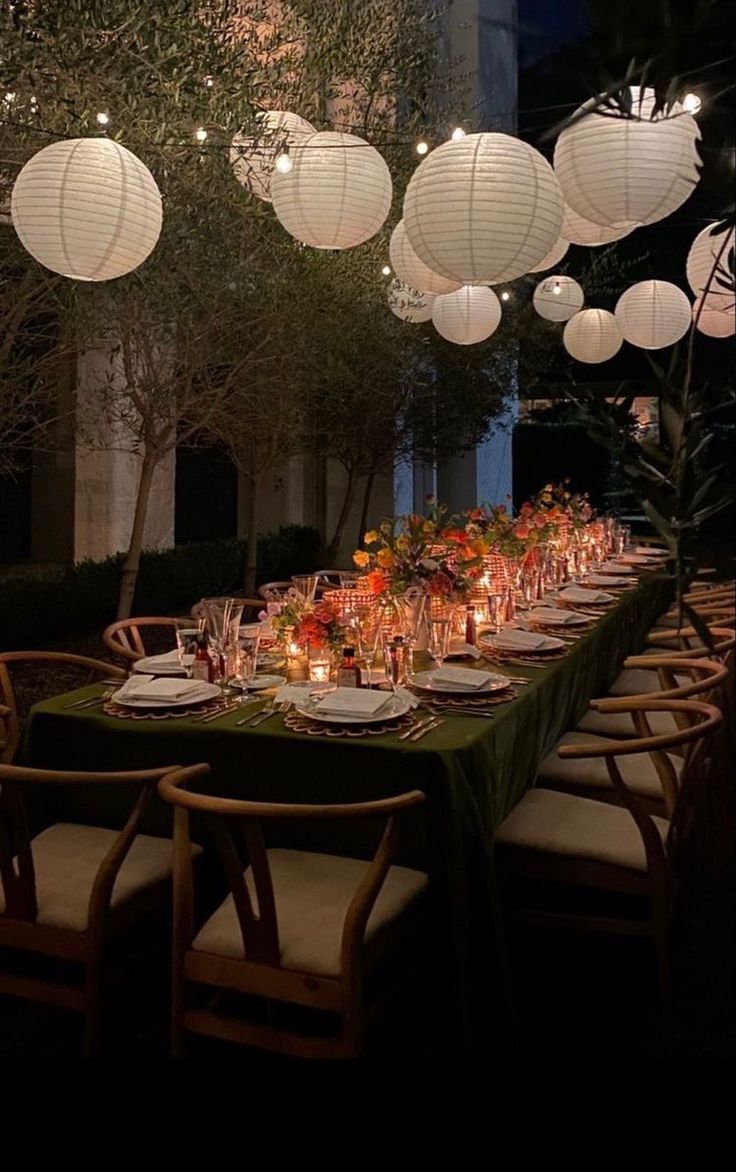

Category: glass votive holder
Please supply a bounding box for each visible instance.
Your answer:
[307,645,331,683]
[486,594,504,633]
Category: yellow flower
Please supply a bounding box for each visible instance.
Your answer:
[376,548,395,569]
[395,534,410,552]
[353,550,370,568]
[363,530,379,545]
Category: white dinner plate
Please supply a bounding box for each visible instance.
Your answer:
[409,670,511,695]
[133,653,193,676]
[585,573,632,588]
[111,681,222,709]
[555,589,615,605]
[294,691,413,725]
[481,632,566,654]
[528,609,591,627]
[597,562,639,575]
[620,552,662,564]
[231,674,287,691]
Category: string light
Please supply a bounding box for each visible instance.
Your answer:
[500,290,511,301]
[381,264,391,276]
[450,126,466,141]
[194,126,208,143]
[203,75,214,89]
[416,139,429,155]
[552,281,562,295]
[274,150,292,174]
[4,92,16,105]
[682,91,702,114]
[95,111,110,127]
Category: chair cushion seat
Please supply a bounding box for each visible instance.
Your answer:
[192,848,428,978]
[576,707,680,739]
[537,731,683,799]
[496,788,668,872]
[0,823,195,932]
[608,667,690,695]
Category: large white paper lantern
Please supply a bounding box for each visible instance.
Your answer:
[615,279,691,349]
[693,296,735,338]
[533,275,584,321]
[560,204,634,246]
[403,132,564,284]
[554,86,701,229]
[389,220,460,295]
[432,285,502,345]
[686,223,735,300]
[528,235,570,273]
[388,279,435,323]
[230,110,315,202]
[271,131,392,250]
[563,309,622,363]
[11,137,162,281]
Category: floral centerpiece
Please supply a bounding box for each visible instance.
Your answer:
[353,500,486,600]
[268,591,346,652]
[534,481,593,531]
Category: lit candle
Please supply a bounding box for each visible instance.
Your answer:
[308,658,331,683]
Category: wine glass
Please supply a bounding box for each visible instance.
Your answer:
[427,600,454,671]
[353,608,383,688]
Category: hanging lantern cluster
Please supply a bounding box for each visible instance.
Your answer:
[387,279,435,323]
[533,275,584,322]
[230,110,315,202]
[563,309,623,363]
[432,285,502,345]
[389,220,460,295]
[615,279,691,349]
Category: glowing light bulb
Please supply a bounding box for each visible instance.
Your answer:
[381,264,391,276]
[500,290,510,302]
[682,92,702,115]
[275,151,292,174]
[450,126,466,141]
[95,111,110,126]
[203,75,214,88]
[4,92,16,105]
[416,139,429,155]
[552,282,562,295]
[194,126,208,143]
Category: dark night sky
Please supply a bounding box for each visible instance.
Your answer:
[518,0,588,64]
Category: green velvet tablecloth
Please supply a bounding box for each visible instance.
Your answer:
[21,574,671,1055]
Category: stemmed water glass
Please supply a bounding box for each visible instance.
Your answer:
[292,575,319,602]
[427,599,454,671]
[352,606,384,688]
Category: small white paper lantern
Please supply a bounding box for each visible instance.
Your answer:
[686,222,735,299]
[560,204,634,246]
[432,285,502,345]
[230,110,315,202]
[11,137,162,281]
[615,279,691,349]
[388,279,435,323]
[403,132,563,284]
[528,235,570,273]
[271,131,392,250]
[693,296,735,338]
[533,275,584,322]
[389,220,460,295]
[554,86,701,229]
[563,309,622,363]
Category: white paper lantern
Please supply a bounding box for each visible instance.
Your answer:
[388,279,435,323]
[563,309,622,363]
[560,204,634,246]
[432,285,502,345]
[403,132,564,284]
[527,235,570,273]
[693,296,735,338]
[230,110,315,202]
[389,220,460,295]
[271,131,392,250]
[615,279,691,349]
[686,222,735,300]
[11,137,162,281]
[554,86,701,229]
[533,275,585,322]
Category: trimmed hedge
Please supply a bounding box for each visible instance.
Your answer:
[0,525,320,650]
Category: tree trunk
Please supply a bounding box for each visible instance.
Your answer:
[243,474,261,597]
[325,467,358,567]
[357,465,377,549]
[117,451,157,620]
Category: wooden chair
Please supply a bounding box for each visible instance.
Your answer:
[0,762,199,1057]
[644,625,735,663]
[0,651,126,765]
[495,699,722,1043]
[257,581,294,602]
[158,765,427,1060]
[189,597,263,624]
[103,616,193,664]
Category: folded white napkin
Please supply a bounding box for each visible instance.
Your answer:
[134,649,192,672]
[448,640,483,660]
[557,587,610,604]
[430,666,493,690]
[313,688,392,717]
[529,606,584,626]
[598,562,637,575]
[634,545,667,556]
[117,675,212,703]
[587,573,629,586]
[491,628,547,651]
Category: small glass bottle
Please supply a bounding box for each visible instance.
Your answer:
[337,646,362,688]
[386,635,407,686]
[191,635,214,683]
[464,604,477,647]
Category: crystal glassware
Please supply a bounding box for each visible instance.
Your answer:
[307,645,331,683]
[176,624,203,669]
[427,599,455,670]
[292,575,319,602]
[235,623,261,685]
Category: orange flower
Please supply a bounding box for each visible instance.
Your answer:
[353,550,370,568]
[376,548,395,569]
[366,569,389,595]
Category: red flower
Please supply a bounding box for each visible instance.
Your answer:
[428,570,454,596]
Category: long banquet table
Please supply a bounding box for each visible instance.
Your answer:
[21,573,671,1055]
